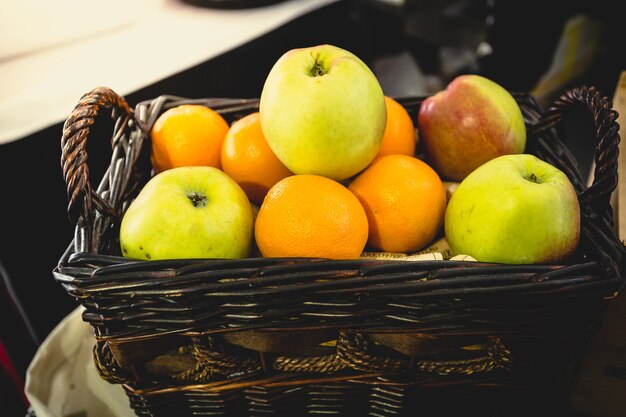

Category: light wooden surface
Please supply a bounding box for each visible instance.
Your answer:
[613,72,626,241]
[568,71,626,417]
[0,0,338,145]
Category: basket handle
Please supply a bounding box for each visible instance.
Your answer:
[533,86,626,285]
[533,86,620,212]
[61,87,133,226]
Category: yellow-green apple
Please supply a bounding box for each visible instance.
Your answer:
[445,154,580,264]
[259,44,386,181]
[119,166,253,260]
[418,74,526,181]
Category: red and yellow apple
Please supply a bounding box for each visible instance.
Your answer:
[418,74,526,181]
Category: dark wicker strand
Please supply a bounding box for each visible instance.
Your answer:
[93,341,133,384]
[413,337,512,376]
[173,337,262,383]
[337,332,407,373]
[415,356,494,375]
[273,353,349,373]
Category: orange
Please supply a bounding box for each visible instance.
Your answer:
[375,96,416,158]
[348,154,446,253]
[255,175,369,259]
[221,112,293,205]
[150,104,229,173]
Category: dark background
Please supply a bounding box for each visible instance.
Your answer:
[1,0,624,415]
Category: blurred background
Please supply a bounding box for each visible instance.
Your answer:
[0,0,624,415]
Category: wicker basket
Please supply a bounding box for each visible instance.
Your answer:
[55,86,624,416]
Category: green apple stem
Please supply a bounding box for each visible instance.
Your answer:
[188,192,208,208]
[526,173,540,184]
[309,54,327,77]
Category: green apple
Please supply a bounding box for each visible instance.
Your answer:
[119,166,253,260]
[418,74,526,181]
[259,44,386,181]
[445,154,580,264]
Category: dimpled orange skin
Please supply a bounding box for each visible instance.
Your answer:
[150,104,230,173]
[375,96,416,158]
[221,112,293,205]
[254,175,369,259]
[349,155,446,253]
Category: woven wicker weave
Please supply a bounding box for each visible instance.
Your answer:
[55,86,624,416]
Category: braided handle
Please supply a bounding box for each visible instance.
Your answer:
[61,87,133,226]
[534,86,620,212]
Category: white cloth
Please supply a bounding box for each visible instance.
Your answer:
[0,0,338,144]
[25,306,135,417]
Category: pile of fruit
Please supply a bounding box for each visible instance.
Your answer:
[120,44,580,265]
